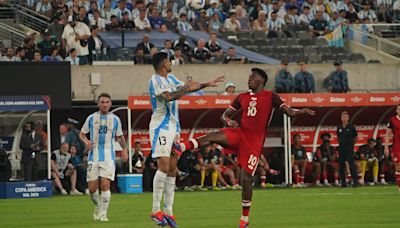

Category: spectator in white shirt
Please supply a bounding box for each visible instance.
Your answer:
[286,6,301,24]
[132,0,145,19]
[134,8,152,31]
[113,0,132,20]
[266,10,285,37]
[269,0,286,21]
[223,11,241,33]
[62,16,91,65]
[177,12,193,32]
[36,0,52,14]
[252,10,268,32]
[358,1,377,23]
[90,9,106,31]
[0,47,20,61]
[300,6,314,25]
[329,0,348,13]
[65,48,80,65]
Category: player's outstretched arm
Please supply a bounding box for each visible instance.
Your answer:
[281,105,315,117]
[160,75,225,102]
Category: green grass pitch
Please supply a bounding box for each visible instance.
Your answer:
[1,186,399,228]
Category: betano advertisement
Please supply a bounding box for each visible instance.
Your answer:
[128,93,400,154]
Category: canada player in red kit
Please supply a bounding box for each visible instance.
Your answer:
[178,68,315,227]
[385,105,400,192]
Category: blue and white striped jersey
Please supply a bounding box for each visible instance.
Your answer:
[81,112,123,162]
[148,74,184,133]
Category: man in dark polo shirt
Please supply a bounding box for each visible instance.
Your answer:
[337,111,359,187]
[191,38,211,63]
[309,10,328,36]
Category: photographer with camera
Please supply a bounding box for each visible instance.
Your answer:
[19,122,43,181]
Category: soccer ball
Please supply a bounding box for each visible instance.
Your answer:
[186,0,205,10]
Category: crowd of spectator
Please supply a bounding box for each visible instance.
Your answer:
[1,0,398,64]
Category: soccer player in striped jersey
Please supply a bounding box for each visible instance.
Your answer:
[149,52,224,227]
[80,93,128,222]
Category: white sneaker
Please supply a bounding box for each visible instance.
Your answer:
[99,211,108,222]
[380,180,388,185]
[93,207,101,221]
[324,182,331,187]
[232,184,241,190]
[70,189,83,195]
[315,182,323,187]
[60,189,68,195]
[184,186,194,191]
[368,182,376,186]
[85,189,90,195]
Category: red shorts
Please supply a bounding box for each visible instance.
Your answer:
[393,149,400,163]
[221,128,262,175]
[220,165,229,174]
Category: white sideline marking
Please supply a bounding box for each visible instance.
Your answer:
[293,192,398,196]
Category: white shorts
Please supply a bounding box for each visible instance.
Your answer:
[149,128,179,158]
[87,160,116,182]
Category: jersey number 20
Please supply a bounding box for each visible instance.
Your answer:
[99,126,108,134]
[247,106,257,116]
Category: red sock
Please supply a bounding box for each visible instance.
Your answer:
[181,139,198,151]
[396,172,400,187]
[315,175,320,182]
[294,171,300,184]
[260,176,266,184]
[334,173,339,181]
[242,200,251,217]
[322,172,328,180]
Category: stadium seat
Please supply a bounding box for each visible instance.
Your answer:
[275,46,289,55]
[244,45,258,51]
[317,46,332,55]
[304,45,318,55]
[350,53,367,63]
[239,32,253,39]
[299,38,314,46]
[285,38,299,46]
[260,46,274,56]
[253,31,267,40]
[322,54,336,63]
[239,38,254,46]
[336,53,350,63]
[269,38,284,46]
[296,31,310,39]
[255,38,269,46]
[308,54,323,63]
[288,46,303,55]
[315,38,328,47]
[330,47,346,55]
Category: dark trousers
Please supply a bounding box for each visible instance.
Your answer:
[181,169,200,187]
[338,150,358,185]
[22,158,39,181]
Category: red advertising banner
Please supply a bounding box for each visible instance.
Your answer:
[129,93,400,109]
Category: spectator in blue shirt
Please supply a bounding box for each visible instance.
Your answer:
[294,60,315,93]
[275,59,295,93]
[43,47,63,62]
[148,9,167,32]
[327,60,350,93]
[65,48,80,65]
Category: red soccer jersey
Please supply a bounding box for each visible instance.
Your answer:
[388,115,400,155]
[229,90,285,146]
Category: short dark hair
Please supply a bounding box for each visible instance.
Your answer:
[69,48,77,54]
[251,68,268,85]
[293,134,301,139]
[228,47,235,50]
[164,39,171,44]
[341,111,349,115]
[98,93,111,100]
[152,52,169,71]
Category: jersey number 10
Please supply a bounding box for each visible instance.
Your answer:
[247,106,257,117]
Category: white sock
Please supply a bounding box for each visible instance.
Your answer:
[241,216,249,222]
[90,190,100,207]
[100,190,111,215]
[163,176,176,216]
[152,170,167,213]
[324,179,328,183]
